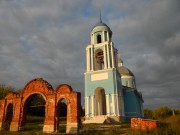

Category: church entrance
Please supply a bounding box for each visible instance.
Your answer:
[95,87,106,115]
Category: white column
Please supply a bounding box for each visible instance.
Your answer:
[92,34,94,44]
[107,32,109,41]
[91,96,94,116]
[91,46,94,71]
[115,95,120,116]
[102,31,105,42]
[107,44,111,68]
[106,94,110,116]
[103,45,107,69]
[86,48,90,71]
[111,94,116,116]
[111,43,115,68]
[87,97,89,117]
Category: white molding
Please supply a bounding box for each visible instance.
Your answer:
[91,72,108,81]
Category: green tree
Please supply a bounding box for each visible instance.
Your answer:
[153,106,172,119]
[0,85,15,100]
[144,108,154,119]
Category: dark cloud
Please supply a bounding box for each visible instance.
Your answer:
[0,0,179,109]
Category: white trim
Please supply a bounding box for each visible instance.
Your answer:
[91,72,108,81]
[121,75,133,78]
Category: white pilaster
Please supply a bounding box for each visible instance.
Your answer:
[103,45,107,69]
[106,94,110,116]
[111,43,115,68]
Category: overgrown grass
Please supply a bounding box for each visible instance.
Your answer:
[129,115,180,135]
[1,115,180,135]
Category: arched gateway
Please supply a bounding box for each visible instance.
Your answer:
[0,78,81,133]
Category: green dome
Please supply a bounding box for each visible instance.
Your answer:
[118,66,134,77]
[91,21,112,35]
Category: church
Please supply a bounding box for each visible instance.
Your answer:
[84,19,144,123]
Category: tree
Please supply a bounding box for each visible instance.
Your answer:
[144,108,154,119]
[0,85,15,100]
[153,106,172,119]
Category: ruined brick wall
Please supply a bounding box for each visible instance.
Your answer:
[131,118,158,130]
[0,78,81,133]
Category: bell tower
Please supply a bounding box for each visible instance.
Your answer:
[84,19,125,123]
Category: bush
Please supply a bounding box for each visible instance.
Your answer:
[153,106,172,119]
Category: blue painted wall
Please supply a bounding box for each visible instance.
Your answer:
[85,69,122,96]
[123,89,143,118]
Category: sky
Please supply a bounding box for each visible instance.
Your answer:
[0,0,180,109]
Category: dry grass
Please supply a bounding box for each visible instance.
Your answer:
[129,115,180,135]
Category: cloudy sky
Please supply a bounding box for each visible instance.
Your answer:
[0,0,180,109]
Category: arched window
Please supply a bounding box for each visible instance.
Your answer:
[97,34,102,43]
[95,49,104,70]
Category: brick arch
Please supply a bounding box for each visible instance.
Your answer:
[55,84,81,133]
[0,78,81,133]
[20,92,47,129]
[22,78,54,96]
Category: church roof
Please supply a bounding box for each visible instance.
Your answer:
[91,21,112,34]
[118,66,134,77]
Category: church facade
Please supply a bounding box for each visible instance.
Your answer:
[84,20,144,123]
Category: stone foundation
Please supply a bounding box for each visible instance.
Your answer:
[10,124,19,131]
[43,125,55,133]
[66,123,79,133]
[0,122,2,130]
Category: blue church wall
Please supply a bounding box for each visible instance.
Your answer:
[123,89,143,118]
[85,70,122,96]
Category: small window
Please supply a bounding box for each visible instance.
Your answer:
[126,81,129,87]
[97,35,102,43]
[104,31,107,41]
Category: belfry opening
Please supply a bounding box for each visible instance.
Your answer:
[95,49,104,70]
[97,34,102,43]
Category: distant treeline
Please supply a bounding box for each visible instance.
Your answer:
[144,107,180,120]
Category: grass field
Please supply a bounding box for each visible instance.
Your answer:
[0,115,180,135]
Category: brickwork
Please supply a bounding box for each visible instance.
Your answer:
[0,78,81,133]
[131,118,158,130]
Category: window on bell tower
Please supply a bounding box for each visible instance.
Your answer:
[97,34,102,43]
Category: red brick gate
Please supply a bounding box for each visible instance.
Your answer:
[0,78,81,133]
